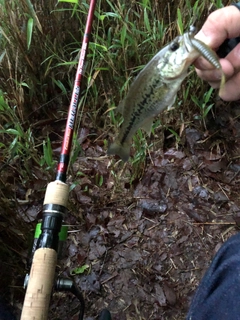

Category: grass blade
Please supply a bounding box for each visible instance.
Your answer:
[58,0,78,3]
[25,0,43,33]
[27,17,33,50]
[177,8,183,34]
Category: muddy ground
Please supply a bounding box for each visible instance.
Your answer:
[52,100,240,319]
[2,100,240,320]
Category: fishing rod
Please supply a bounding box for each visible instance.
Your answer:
[20,0,111,319]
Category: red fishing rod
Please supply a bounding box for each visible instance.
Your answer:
[56,0,96,183]
[19,1,112,319]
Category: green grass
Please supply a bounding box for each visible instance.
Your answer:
[0,90,56,178]
[0,0,232,180]
[0,0,232,297]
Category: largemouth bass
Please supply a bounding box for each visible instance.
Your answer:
[107,27,224,162]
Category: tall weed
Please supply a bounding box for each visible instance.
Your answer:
[0,0,231,180]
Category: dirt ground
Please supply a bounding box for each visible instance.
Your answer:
[47,100,240,320]
[2,99,240,320]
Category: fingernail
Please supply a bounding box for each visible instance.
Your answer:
[214,70,222,80]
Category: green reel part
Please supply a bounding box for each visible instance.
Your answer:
[34,222,68,241]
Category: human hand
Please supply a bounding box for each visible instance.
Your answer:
[194,5,240,101]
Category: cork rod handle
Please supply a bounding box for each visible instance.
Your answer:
[20,248,57,319]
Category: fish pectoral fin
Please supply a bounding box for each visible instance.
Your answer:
[167,95,177,110]
[155,82,165,90]
[142,118,154,136]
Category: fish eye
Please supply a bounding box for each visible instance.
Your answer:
[170,41,179,51]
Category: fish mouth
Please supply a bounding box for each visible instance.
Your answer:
[183,34,193,53]
[182,27,201,66]
[183,26,198,53]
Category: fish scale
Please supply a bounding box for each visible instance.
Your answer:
[120,80,158,145]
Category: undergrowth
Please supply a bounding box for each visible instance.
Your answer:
[0,0,231,309]
[0,0,231,175]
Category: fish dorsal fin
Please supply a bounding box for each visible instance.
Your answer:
[142,118,154,136]
[116,99,125,114]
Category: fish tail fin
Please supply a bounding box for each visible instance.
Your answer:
[107,140,131,162]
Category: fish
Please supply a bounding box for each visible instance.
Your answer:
[107,26,224,162]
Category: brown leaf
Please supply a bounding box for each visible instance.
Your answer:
[154,283,167,306]
[163,282,177,306]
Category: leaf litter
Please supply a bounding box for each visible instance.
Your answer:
[45,102,240,319]
[3,102,240,319]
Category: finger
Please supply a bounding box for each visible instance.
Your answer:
[223,42,240,74]
[195,59,235,81]
[195,6,240,48]
[218,72,240,101]
[194,43,240,71]
[196,68,222,82]
[194,56,217,70]
[194,6,240,70]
